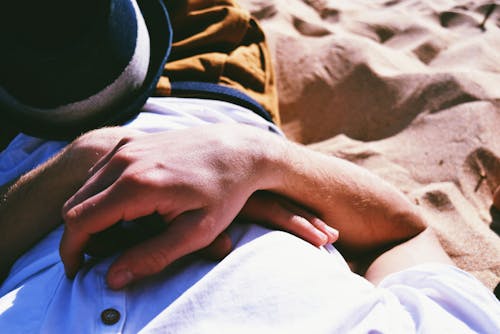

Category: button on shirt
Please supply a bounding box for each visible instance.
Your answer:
[101,309,121,326]
[1,98,500,333]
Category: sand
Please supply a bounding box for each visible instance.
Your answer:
[239,0,500,293]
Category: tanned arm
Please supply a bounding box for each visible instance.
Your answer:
[60,123,426,289]
[0,128,141,279]
[0,126,337,282]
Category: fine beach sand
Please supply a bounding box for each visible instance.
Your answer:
[239,0,500,293]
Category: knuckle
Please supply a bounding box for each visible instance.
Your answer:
[120,170,162,191]
[119,171,146,188]
[309,216,325,228]
[197,232,215,249]
[112,150,134,166]
[63,207,82,228]
[193,216,218,248]
[193,228,213,248]
[141,249,170,274]
[115,135,133,148]
[75,128,131,154]
[288,214,307,227]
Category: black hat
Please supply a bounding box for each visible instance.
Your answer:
[0,0,172,139]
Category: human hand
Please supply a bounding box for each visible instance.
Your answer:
[67,126,145,175]
[0,126,146,277]
[239,191,339,246]
[83,191,338,262]
[82,213,233,261]
[60,124,279,289]
[70,127,233,261]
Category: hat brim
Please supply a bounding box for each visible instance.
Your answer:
[2,0,172,140]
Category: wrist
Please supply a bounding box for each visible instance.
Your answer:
[235,125,289,192]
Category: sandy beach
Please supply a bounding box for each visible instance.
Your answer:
[240,0,500,294]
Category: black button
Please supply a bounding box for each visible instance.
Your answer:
[101,308,121,325]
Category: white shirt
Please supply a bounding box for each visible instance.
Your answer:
[1,98,499,333]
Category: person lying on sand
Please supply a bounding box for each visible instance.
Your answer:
[1,0,499,332]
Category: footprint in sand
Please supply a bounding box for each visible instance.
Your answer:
[318,7,340,23]
[421,188,455,211]
[439,3,498,30]
[303,0,340,22]
[439,10,479,28]
[292,15,332,37]
[250,2,278,21]
[463,147,500,236]
[413,41,442,64]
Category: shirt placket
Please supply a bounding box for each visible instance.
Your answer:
[95,263,127,333]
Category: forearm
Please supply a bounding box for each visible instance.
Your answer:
[251,129,426,253]
[55,123,425,288]
[0,145,86,276]
[0,127,140,277]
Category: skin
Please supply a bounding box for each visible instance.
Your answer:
[5,123,488,290]
[0,126,337,282]
[364,227,454,285]
[58,123,428,289]
[0,128,142,280]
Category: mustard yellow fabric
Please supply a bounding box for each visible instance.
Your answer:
[158,0,280,124]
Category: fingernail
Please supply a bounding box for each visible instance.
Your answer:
[110,269,133,289]
[313,229,328,245]
[325,225,339,238]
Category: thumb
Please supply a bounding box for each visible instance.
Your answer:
[106,209,215,289]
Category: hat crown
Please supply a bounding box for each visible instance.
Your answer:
[5,0,106,50]
[2,0,144,109]
[0,0,172,140]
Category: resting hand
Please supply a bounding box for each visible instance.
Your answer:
[81,213,234,261]
[0,126,144,278]
[61,125,257,288]
[61,124,335,289]
[83,191,338,269]
[84,191,338,258]
[239,191,338,246]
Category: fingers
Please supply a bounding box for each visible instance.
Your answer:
[60,138,134,277]
[62,208,231,285]
[65,186,145,229]
[62,135,138,218]
[105,209,217,289]
[60,183,167,278]
[274,205,339,246]
[240,192,339,246]
[60,224,91,278]
[62,145,129,215]
[62,168,121,217]
[84,213,168,258]
[197,231,233,261]
[87,136,128,176]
